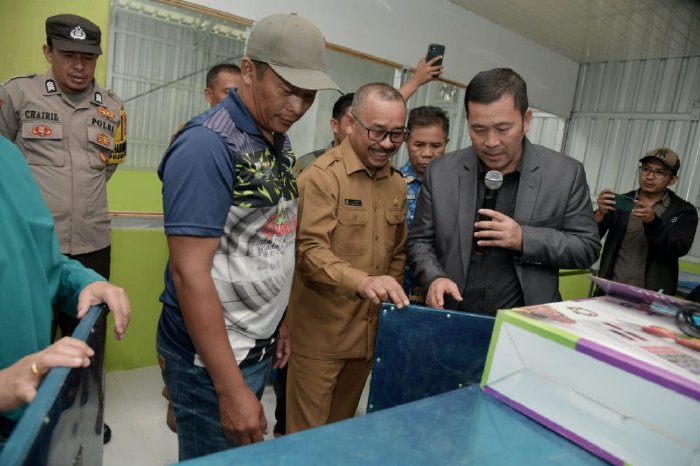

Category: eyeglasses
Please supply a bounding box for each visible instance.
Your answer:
[352,114,409,143]
[639,165,672,179]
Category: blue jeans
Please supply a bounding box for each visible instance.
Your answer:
[156,335,272,461]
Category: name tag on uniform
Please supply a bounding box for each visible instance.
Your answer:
[345,199,362,207]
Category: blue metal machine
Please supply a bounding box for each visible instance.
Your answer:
[181,304,604,465]
[368,303,495,412]
[180,386,605,465]
[0,306,106,466]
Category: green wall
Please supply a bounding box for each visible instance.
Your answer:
[559,270,594,301]
[680,260,700,275]
[0,0,110,84]
[106,229,168,371]
[108,170,163,213]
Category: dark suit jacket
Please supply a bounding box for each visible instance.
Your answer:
[407,139,600,308]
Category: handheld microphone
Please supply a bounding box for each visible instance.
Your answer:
[474,170,503,254]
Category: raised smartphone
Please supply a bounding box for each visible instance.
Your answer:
[426,43,445,66]
[614,193,635,212]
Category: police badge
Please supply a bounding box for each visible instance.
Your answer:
[70,26,87,40]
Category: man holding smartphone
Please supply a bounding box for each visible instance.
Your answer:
[595,147,698,295]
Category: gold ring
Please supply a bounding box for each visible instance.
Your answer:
[31,362,41,377]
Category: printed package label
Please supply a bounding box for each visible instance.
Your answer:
[481,277,700,466]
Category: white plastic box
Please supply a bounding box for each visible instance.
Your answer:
[481,278,700,466]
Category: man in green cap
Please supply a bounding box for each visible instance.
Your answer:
[0,13,127,444]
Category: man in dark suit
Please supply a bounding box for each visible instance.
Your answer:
[407,68,600,314]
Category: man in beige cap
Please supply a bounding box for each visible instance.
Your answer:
[595,147,698,295]
[0,13,125,444]
[159,61,244,436]
[156,13,339,460]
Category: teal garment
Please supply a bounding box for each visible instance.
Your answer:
[0,136,104,421]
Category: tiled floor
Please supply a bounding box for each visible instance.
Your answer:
[103,366,176,466]
[103,365,277,466]
[103,365,369,466]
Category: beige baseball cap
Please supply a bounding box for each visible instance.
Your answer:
[640,147,680,175]
[245,13,340,91]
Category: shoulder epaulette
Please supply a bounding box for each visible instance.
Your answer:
[315,148,342,170]
[106,89,124,106]
[3,74,37,85]
[389,167,404,179]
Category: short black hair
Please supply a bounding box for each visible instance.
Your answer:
[206,63,241,89]
[407,106,449,137]
[332,93,354,120]
[464,68,528,118]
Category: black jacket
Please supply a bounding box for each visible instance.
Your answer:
[597,189,698,295]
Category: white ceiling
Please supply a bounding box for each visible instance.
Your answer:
[449,0,700,63]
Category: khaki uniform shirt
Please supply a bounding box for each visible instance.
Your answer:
[0,71,126,254]
[287,138,407,360]
[292,142,331,176]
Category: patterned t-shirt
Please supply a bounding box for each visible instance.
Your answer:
[157,91,298,367]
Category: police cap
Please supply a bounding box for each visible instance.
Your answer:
[46,14,102,55]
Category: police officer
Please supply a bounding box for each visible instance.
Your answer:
[0,13,125,444]
[0,15,125,293]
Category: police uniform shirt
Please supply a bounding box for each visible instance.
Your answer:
[0,70,126,255]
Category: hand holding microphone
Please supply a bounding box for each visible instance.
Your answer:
[473,170,524,253]
[474,170,503,254]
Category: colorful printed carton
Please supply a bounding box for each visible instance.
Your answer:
[481,277,700,466]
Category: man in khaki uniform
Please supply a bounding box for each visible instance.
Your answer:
[286,82,410,433]
[0,15,125,444]
[0,14,126,283]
